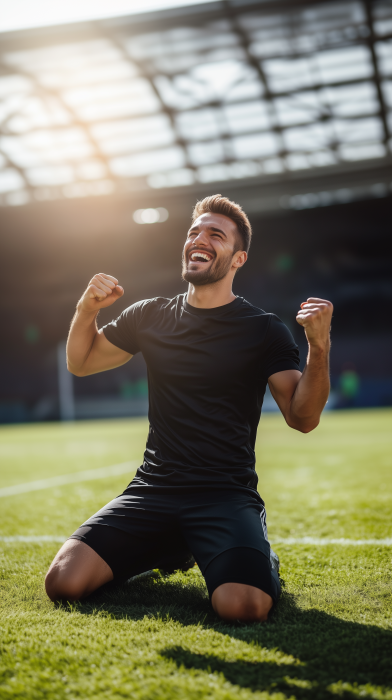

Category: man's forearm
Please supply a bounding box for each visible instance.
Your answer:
[288,341,330,432]
[67,306,99,375]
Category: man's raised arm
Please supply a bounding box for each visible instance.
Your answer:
[268,297,333,433]
[67,273,132,377]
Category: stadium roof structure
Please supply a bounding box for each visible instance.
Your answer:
[0,0,391,211]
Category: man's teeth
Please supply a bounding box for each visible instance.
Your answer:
[191,252,211,262]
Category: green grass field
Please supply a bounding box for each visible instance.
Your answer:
[1,409,391,700]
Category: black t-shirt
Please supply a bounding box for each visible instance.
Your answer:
[102,293,300,496]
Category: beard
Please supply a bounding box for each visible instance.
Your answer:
[182,251,234,286]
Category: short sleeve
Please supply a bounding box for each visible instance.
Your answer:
[102,301,146,355]
[262,314,300,379]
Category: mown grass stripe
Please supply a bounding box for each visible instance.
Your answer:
[0,460,139,497]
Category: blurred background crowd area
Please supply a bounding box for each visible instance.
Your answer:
[0,0,391,423]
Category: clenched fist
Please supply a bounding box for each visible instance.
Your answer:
[296,297,333,349]
[78,273,124,313]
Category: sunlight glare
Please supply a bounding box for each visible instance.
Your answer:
[0,0,211,34]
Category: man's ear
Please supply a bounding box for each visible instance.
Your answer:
[232,251,247,269]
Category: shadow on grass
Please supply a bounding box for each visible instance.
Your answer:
[58,569,392,699]
[61,569,212,624]
[160,594,392,699]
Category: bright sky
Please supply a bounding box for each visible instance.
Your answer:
[0,0,211,33]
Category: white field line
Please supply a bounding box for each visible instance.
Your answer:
[1,536,391,545]
[0,536,66,542]
[0,461,139,498]
[273,537,392,546]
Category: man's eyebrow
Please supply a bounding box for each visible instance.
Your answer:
[188,225,227,237]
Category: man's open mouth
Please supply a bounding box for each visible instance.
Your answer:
[189,251,213,263]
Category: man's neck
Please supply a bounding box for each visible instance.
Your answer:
[186,281,236,309]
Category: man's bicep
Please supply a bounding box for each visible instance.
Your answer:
[268,369,302,417]
[82,329,133,375]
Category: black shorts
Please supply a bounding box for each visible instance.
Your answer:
[69,483,280,602]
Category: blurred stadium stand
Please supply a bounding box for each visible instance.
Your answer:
[0,0,391,421]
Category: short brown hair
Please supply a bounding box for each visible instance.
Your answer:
[192,194,252,254]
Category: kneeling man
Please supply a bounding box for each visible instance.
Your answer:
[45,194,332,622]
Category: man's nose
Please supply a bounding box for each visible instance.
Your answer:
[192,230,209,246]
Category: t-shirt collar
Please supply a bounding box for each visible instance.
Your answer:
[184,294,243,316]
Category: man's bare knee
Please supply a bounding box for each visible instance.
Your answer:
[45,538,113,602]
[215,597,270,622]
[45,567,85,602]
[211,583,273,622]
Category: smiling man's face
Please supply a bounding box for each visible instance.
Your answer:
[182,212,244,287]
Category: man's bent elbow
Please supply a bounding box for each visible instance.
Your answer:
[287,417,320,433]
[66,361,86,377]
[299,421,319,433]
